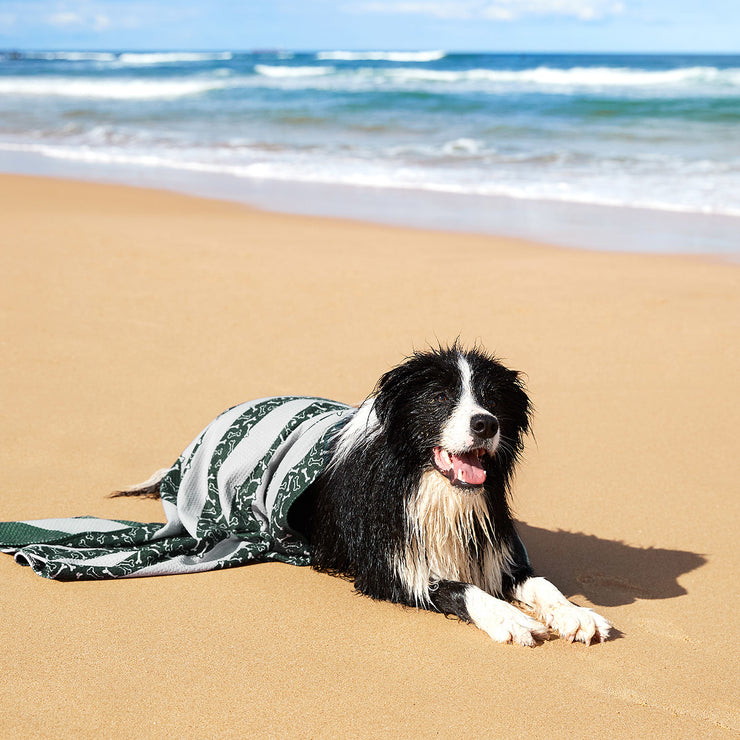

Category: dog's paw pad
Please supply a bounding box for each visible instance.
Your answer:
[545,603,612,645]
[481,609,548,647]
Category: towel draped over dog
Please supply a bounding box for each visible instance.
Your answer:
[0,397,354,580]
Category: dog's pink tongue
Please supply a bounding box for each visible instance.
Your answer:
[433,448,487,486]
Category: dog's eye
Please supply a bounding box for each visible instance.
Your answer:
[432,392,448,403]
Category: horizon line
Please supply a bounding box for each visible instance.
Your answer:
[3,47,740,55]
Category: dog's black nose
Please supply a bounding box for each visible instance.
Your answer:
[471,413,498,439]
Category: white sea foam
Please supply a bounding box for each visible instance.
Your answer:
[441,138,487,155]
[240,63,740,97]
[22,51,117,62]
[15,62,728,101]
[0,76,231,99]
[316,50,446,62]
[2,52,738,253]
[483,64,740,88]
[15,50,233,65]
[383,64,740,92]
[254,64,335,77]
[2,139,739,219]
[116,52,233,65]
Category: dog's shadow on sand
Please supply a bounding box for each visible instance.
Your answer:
[517,522,706,608]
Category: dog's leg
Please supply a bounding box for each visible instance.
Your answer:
[429,581,549,647]
[513,576,612,644]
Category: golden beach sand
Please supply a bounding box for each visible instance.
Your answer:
[1,174,738,737]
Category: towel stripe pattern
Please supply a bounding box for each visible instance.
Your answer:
[0,397,354,580]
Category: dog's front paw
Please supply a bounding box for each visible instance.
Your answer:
[468,591,549,647]
[484,607,550,647]
[544,602,612,645]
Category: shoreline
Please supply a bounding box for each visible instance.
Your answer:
[1,149,739,258]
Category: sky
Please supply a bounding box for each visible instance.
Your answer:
[0,0,738,54]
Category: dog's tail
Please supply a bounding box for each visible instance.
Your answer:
[110,467,169,499]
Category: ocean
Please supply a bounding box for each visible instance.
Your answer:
[1,49,739,254]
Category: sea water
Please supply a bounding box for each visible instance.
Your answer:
[1,50,738,254]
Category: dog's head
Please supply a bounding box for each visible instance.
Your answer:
[372,345,531,490]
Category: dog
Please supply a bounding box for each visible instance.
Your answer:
[124,345,611,646]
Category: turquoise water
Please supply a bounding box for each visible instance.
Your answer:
[1,50,739,251]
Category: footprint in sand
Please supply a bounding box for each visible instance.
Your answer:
[638,617,695,643]
[576,571,651,597]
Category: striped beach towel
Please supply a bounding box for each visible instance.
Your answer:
[0,397,355,580]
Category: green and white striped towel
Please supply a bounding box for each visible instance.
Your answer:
[0,396,354,580]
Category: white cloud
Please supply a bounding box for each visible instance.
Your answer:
[348,0,626,21]
[45,9,111,31]
[46,11,83,27]
[92,13,111,31]
[0,12,18,32]
[352,2,473,18]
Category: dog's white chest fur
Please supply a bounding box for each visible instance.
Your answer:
[395,470,512,604]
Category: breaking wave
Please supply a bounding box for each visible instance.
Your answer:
[0,76,231,99]
[316,50,446,62]
[115,52,233,65]
[254,65,335,78]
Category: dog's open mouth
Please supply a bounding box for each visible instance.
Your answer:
[432,446,487,488]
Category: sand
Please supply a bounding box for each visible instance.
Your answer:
[0,173,738,738]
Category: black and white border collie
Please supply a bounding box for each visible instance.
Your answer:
[303,345,611,646]
[127,345,611,646]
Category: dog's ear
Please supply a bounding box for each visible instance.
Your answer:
[371,364,402,425]
[498,368,532,465]
[507,369,531,431]
[371,355,428,426]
